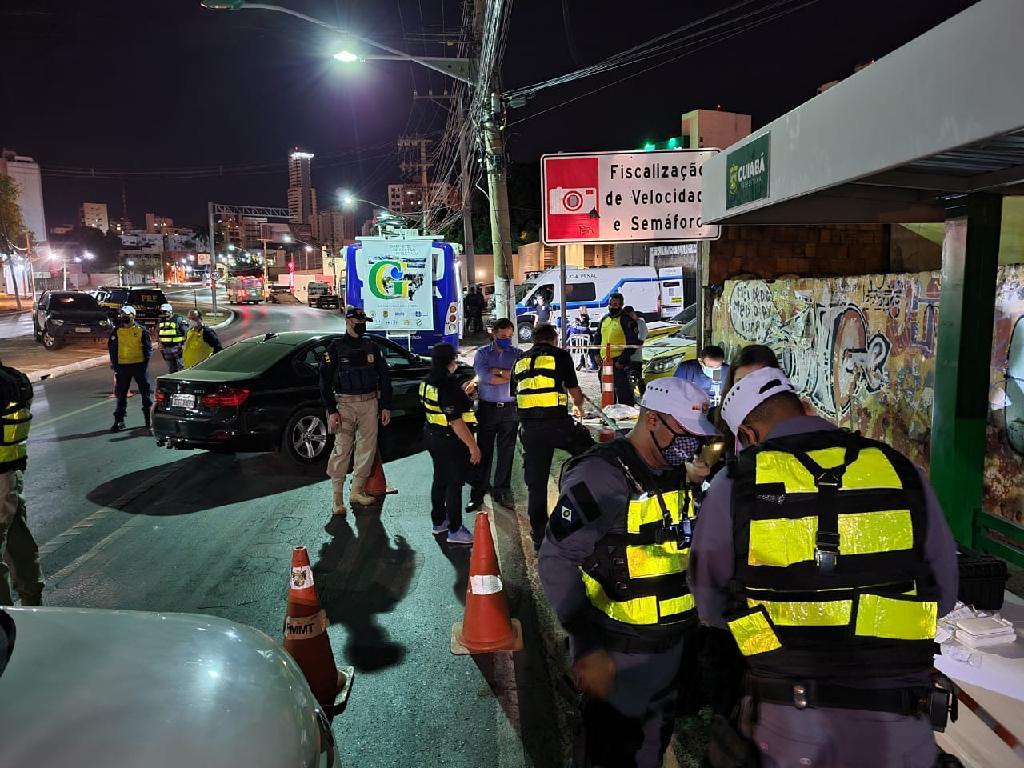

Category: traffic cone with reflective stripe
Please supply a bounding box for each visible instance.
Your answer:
[451,512,523,655]
[600,343,616,408]
[283,546,353,714]
[363,449,397,496]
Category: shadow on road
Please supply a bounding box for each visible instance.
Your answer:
[86,451,326,515]
[38,428,113,442]
[433,534,471,606]
[314,504,418,673]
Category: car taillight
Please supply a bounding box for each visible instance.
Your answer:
[201,388,250,408]
[154,389,167,404]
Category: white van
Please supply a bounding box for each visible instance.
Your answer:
[303,281,331,307]
[513,266,693,343]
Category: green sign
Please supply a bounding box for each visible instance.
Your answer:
[726,133,770,209]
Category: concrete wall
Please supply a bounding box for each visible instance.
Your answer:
[710,265,1024,524]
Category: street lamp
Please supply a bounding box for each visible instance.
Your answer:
[332,50,360,63]
[49,251,67,291]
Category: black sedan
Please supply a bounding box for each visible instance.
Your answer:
[33,291,113,350]
[153,331,472,465]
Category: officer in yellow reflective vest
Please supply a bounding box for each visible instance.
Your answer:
[599,292,641,407]
[539,378,718,767]
[157,303,189,373]
[0,360,43,607]
[182,309,223,369]
[690,367,959,768]
[108,306,153,433]
[513,323,592,550]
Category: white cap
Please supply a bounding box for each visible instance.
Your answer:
[160,303,173,313]
[721,367,796,434]
[121,305,137,316]
[640,378,719,436]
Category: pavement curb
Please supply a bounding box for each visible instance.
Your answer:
[27,310,237,383]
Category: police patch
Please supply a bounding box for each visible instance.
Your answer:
[367,353,374,362]
[549,495,583,541]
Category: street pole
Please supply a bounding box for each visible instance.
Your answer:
[26,233,35,303]
[459,95,476,291]
[208,202,219,316]
[484,92,514,320]
[62,256,67,291]
[559,244,567,347]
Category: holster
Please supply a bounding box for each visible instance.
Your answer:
[702,713,759,768]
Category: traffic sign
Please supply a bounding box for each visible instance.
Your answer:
[541,149,720,245]
[197,253,211,265]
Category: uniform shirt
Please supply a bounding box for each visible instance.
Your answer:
[433,374,474,425]
[538,449,685,655]
[107,323,152,367]
[673,358,729,404]
[688,415,958,686]
[473,343,522,403]
[318,334,393,410]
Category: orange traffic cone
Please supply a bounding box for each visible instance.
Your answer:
[283,546,354,713]
[364,449,397,496]
[600,343,615,408]
[451,512,524,655]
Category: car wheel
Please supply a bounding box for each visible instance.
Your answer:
[517,322,533,343]
[42,331,61,350]
[283,407,332,464]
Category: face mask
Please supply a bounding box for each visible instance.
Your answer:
[651,414,702,467]
[189,320,201,329]
[495,338,512,350]
[353,322,367,337]
[608,307,621,317]
[701,364,717,378]
[120,316,132,326]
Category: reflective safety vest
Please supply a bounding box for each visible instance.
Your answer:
[571,441,697,631]
[513,346,569,420]
[158,319,185,345]
[419,382,477,428]
[599,315,627,359]
[183,327,216,368]
[116,325,145,365]
[0,395,31,471]
[725,429,939,680]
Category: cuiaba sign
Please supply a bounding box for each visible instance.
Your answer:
[726,132,770,210]
[541,149,720,245]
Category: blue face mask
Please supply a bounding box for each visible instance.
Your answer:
[701,363,717,378]
[495,338,513,351]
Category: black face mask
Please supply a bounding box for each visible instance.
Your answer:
[608,307,621,317]
[119,316,132,326]
[353,322,367,337]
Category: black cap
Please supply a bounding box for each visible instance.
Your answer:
[345,306,372,320]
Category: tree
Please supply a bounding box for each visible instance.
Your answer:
[0,175,27,307]
[443,162,541,253]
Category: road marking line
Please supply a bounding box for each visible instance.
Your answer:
[31,399,111,430]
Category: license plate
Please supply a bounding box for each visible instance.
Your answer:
[171,394,195,409]
[75,326,92,333]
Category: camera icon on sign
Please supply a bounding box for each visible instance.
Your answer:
[549,186,597,215]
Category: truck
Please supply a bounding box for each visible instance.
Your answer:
[344,235,462,355]
[513,265,694,343]
[225,276,264,304]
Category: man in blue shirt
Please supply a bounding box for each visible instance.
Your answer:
[672,344,728,407]
[469,318,523,510]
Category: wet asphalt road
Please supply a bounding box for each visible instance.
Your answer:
[22,300,562,767]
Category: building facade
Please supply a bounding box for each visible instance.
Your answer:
[79,202,109,234]
[287,148,318,226]
[145,213,174,235]
[315,209,356,253]
[1,150,47,242]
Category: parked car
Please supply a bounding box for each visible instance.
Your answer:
[312,293,341,310]
[642,304,698,382]
[153,331,472,464]
[305,281,331,307]
[93,285,168,329]
[32,291,112,350]
[0,606,337,768]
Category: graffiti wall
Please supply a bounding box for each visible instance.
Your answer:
[711,265,1024,524]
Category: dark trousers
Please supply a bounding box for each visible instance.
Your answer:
[425,426,468,533]
[613,364,636,406]
[113,363,152,421]
[467,311,483,332]
[471,401,518,500]
[162,347,183,373]
[520,418,594,546]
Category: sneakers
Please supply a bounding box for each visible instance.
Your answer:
[110,421,124,433]
[465,496,485,514]
[446,526,474,545]
[432,522,449,535]
[493,490,515,508]
[348,487,376,506]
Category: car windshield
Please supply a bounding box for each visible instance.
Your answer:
[194,339,294,373]
[514,281,535,303]
[52,294,101,311]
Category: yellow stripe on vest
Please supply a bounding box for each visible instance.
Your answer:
[581,571,693,626]
[517,391,568,409]
[747,597,853,627]
[748,509,914,567]
[754,447,902,493]
[728,610,783,656]
[854,594,937,641]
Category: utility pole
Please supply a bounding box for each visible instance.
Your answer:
[459,104,476,289]
[26,232,36,303]
[207,202,219,317]
[484,91,514,320]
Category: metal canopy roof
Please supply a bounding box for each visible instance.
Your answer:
[702,0,1024,225]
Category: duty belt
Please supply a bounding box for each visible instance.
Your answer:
[334,392,378,402]
[747,675,931,716]
[595,625,685,655]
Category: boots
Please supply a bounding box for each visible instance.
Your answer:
[331,490,347,517]
[348,482,376,507]
[110,420,125,433]
[143,410,151,430]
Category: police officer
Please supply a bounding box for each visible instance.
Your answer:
[599,293,641,406]
[420,343,480,545]
[0,359,43,607]
[157,303,189,373]
[108,305,153,433]
[320,307,392,522]
[181,309,223,369]
[514,323,592,549]
[538,378,718,767]
[690,367,959,768]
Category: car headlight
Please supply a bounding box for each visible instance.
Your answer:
[645,356,679,375]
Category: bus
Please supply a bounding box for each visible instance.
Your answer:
[226,276,264,304]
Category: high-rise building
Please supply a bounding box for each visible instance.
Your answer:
[287,148,318,227]
[1,149,47,242]
[79,202,110,233]
[145,213,174,234]
[316,209,356,253]
[387,182,458,216]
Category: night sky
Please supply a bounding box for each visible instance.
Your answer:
[1,0,978,230]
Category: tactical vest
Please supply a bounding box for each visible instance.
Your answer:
[600,315,627,358]
[330,338,380,396]
[183,327,215,368]
[158,319,185,346]
[513,346,569,420]
[568,440,697,632]
[726,429,939,680]
[116,325,145,365]
[0,365,32,472]
[419,382,477,428]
